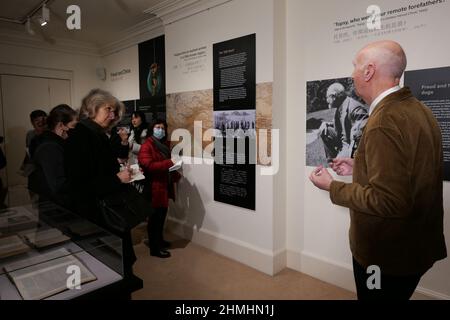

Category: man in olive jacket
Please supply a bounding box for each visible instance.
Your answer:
[310,40,447,300]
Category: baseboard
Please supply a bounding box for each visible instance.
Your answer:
[288,250,449,300]
[414,286,450,300]
[273,248,287,275]
[288,250,356,293]
[166,218,287,276]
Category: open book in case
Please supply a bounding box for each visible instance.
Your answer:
[0,201,142,300]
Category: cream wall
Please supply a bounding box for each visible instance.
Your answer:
[102,45,140,101]
[164,0,278,275]
[0,43,103,108]
[286,0,450,299]
[165,0,274,93]
[2,0,448,299]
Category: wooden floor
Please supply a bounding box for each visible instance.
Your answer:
[131,235,356,300]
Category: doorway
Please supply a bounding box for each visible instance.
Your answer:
[0,74,71,207]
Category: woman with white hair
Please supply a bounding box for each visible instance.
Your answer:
[65,89,142,280]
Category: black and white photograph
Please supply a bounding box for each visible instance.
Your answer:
[214,109,256,138]
[306,77,369,167]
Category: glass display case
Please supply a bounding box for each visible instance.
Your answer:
[0,201,142,300]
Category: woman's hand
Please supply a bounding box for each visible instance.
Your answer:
[117,168,132,183]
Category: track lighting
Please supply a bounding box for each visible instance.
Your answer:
[38,3,50,26]
[26,18,35,35]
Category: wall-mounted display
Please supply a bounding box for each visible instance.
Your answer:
[138,35,167,124]
[306,77,368,167]
[136,98,166,126]
[405,66,450,181]
[213,34,256,211]
[139,35,166,102]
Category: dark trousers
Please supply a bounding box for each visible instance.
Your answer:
[118,230,137,278]
[352,257,423,300]
[0,177,7,209]
[147,207,168,252]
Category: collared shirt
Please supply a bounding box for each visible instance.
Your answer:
[369,85,401,116]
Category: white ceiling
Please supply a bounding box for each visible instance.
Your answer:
[0,0,165,47]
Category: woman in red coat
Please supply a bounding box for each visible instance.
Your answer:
[138,119,180,258]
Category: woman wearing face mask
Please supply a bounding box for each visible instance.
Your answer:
[126,111,148,165]
[138,119,181,258]
[28,104,78,206]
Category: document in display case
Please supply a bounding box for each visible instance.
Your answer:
[0,207,39,235]
[6,248,97,300]
[0,201,142,300]
[0,235,30,259]
[20,228,71,249]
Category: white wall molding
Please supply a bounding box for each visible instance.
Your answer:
[144,0,233,26]
[273,249,287,275]
[144,0,200,16]
[0,1,234,58]
[415,286,450,300]
[295,250,356,293]
[0,30,100,57]
[101,0,234,56]
[0,63,73,80]
[287,250,448,300]
[0,19,163,59]
[167,218,284,276]
[99,18,164,56]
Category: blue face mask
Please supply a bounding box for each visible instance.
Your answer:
[153,127,165,140]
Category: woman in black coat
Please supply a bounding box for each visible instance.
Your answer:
[28,104,77,205]
[64,89,138,277]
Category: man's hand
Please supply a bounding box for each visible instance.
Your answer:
[309,165,333,191]
[329,158,354,176]
[318,122,330,136]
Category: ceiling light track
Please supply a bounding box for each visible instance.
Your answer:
[0,0,54,25]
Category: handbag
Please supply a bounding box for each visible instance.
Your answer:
[97,185,150,234]
[131,176,152,198]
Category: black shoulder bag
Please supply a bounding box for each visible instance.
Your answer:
[98,185,150,234]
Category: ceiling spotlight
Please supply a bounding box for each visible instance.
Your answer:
[26,17,35,35]
[39,3,50,26]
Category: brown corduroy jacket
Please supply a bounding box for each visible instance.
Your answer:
[330,87,447,276]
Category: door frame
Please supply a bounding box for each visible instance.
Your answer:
[0,63,73,103]
[0,63,73,205]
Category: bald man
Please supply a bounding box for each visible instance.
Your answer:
[319,82,368,160]
[310,40,447,300]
